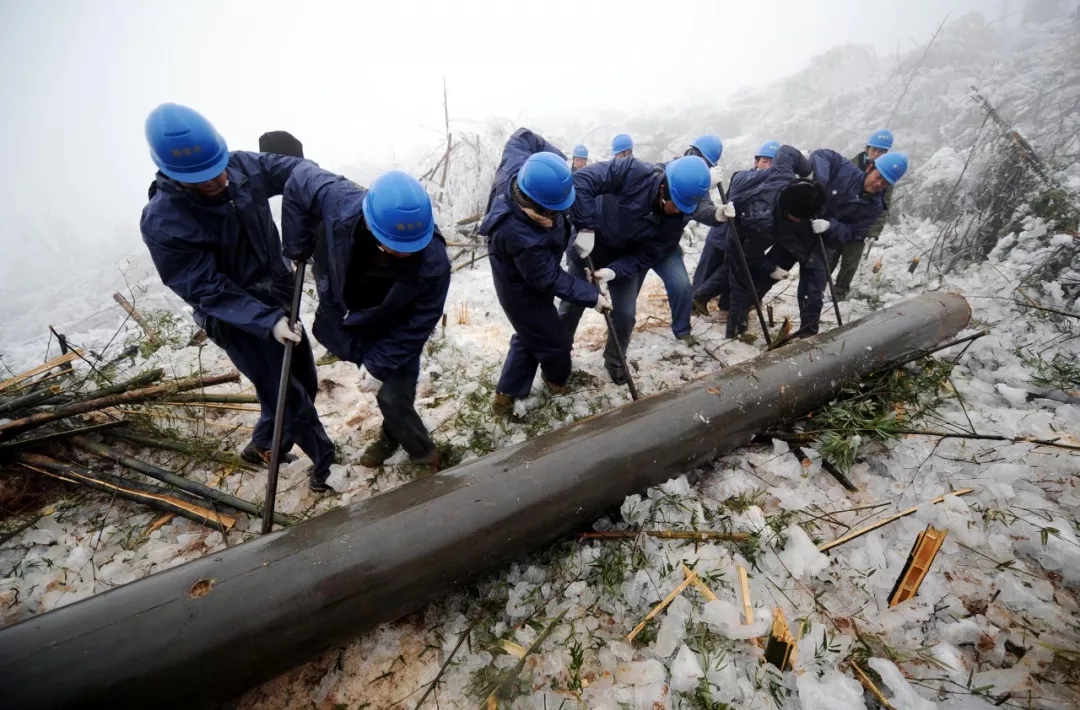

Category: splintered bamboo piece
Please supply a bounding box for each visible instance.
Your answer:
[18,453,236,532]
[737,565,754,625]
[0,350,84,393]
[872,258,883,274]
[764,608,797,671]
[102,430,259,471]
[0,421,126,453]
[818,488,974,552]
[161,393,259,404]
[580,530,750,542]
[480,608,567,710]
[158,402,262,412]
[907,256,921,274]
[888,524,948,608]
[0,372,240,439]
[500,640,527,658]
[849,662,897,710]
[682,563,718,601]
[627,568,699,642]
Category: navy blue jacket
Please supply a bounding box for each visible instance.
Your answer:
[809,149,887,245]
[568,158,690,279]
[141,151,305,341]
[480,128,599,307]
[281,163,450,381]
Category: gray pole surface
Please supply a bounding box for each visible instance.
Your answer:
[0,292,971,710]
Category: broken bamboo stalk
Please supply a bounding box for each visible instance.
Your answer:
[0,350,84,394]
[113,293,163,348]
[627,568,699,642]
[103,430,259,471]
[17,452,236,532]
[70,437,293,526]
[818,488,974,552]
[579,530,749,542]
[160,393,259,404]
[454,212,483,227]
[737,565,753,625]
[848,662,897,710]
[0,386,63,417]
[480,608,567,710]
[0,372,240,439]
[156,402,261,413]
[0,421,127,454]
[49,369,168,409]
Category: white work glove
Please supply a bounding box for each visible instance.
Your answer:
[811,219,831,234]
[586,267,616,287]
[715,202,736,223]
[708,165,725,185]
[573,230,596,258]
[272,317,302,345]
[357,368,383,394]
[593,290,613,314]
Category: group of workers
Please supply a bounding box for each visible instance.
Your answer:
[139,103,907,491]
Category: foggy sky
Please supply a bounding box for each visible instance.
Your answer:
[1,0,989,264]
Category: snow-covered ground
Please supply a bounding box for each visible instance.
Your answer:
[2,10,1080,709]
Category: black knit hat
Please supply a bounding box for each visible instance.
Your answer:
[778,178,827,220]
[258,130,304,159]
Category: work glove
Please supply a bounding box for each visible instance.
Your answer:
[708,165,725,186]
[586,267,616,287]
[272,317,302,345]
[811,219,831,234]
[573,230,596,258]
[593,290,613,314]
[357,368,383,394]
[715,202,737,223]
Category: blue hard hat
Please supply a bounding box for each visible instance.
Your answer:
[690,134,723,167]
[866,128,894,151]
[755,141,780,159]
[873,152,908,185]
[611,133,633,154]
[518,152,576,211]
[572,144,589,159]
[145,103,230,183]
[361,171,436,253]
[664,155,711,214]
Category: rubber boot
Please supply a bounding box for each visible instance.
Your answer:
[309,471,335,494]
[691,298,710,316]
[605,360,628,386]
[409,448,442,477]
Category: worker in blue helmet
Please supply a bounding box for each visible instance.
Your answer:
[829,129,897,300]
[571,144,589,173]
[645,136,729,343]
[714,146,822,339]
[480,128,606,415]
[560,153,713,385]
[611,133,634,158]
[691,138,781,317]
[755,141,781,170]
[281,165,450,474]
[141,103,337,493]
[795,148,906,335]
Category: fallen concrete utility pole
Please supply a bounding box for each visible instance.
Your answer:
[0,292,971,710]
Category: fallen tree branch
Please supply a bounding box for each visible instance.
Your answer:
[0,421,127,454]
[0,372,240,439]
[1015,300,1080,320]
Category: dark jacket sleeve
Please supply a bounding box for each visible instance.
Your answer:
[237,151,306,196]
[809,149,846,187]
[142,226,284,340]
[281,162,353,262]
[569,159,634,231]
[509,235,599,306]
[504,128,568,163]
[364,266,451,381]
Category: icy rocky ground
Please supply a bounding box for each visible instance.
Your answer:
[3,10,1080,710]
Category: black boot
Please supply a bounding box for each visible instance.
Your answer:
[605,360,628,386]
[309,471,335,494]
